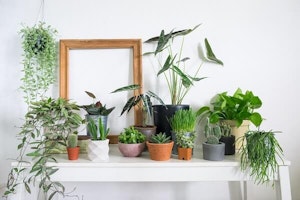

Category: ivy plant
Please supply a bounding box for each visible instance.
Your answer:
[4,98,83,199]
[20,22,58,104]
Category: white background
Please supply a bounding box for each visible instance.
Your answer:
[0,0,299,199]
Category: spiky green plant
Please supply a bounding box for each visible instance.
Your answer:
[149,132,171,144]
[87,118,109,140]
[67,133,78,148]
[169,109,196,133]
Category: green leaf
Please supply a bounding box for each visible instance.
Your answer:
[204,38,223,65]
[157,55,175,76]
[111,84,140,93]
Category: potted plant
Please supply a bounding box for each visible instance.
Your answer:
[196,88,263,149]
[111,84,164,141]
[169,109,197,155]
[219,122,235,155]
[80,91,115,136]
[144,24,223,136]
[118,126,146,157]
[146,132,174,161]
[87,118,110,161]
[67,133,80,160]
[5,98,83,199]
[202,121,225,161]
[239,129,284,186]
[19,22,58,104]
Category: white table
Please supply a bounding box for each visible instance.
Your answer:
[12,144,291,200]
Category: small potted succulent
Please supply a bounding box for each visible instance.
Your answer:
[87,118,110,161]
[169,109,197,155]
[66,133,80,160]
[146,132,174,161]
[202,121,225,161]
[118,126,146,157]
[81,91,115,136]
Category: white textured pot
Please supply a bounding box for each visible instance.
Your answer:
[87,139,109,161]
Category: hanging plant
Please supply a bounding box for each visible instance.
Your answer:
[4,98,83,199]
[20,21,58,104]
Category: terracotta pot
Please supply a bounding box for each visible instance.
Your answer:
[146,141,174,161]
[67,146,80,160]
[177,147,192,160]
[118,142,145,157]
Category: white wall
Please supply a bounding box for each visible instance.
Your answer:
[1,0,299,199]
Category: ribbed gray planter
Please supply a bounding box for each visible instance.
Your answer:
[202,142,225,161]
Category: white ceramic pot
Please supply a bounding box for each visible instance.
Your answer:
[87,139,109,161]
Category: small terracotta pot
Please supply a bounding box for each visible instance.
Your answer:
[67,146,80,160]
[177,147,192,160]
[146,141,174,161]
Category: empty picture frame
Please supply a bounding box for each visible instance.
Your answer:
[59,39,143,126]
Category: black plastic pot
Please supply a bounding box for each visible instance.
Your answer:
[152,105,189,137]
[220,135,236,155]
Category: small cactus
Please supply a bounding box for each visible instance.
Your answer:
[204,119,222,144]
[67,133,78,148]
[220,122,232,137]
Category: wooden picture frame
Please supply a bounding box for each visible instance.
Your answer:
[59,39,143,125]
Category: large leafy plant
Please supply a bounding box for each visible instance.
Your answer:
[5,98,83,199]
[197,88,263,127]
[144,24,223,105]
[111,84,164,127]
[20,22,57,104]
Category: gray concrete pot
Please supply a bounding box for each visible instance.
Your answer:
[202,142,225,161]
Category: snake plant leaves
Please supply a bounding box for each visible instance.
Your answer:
[204,38,223,65]
[120,96,136,115]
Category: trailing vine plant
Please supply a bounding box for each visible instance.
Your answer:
[20,21,58,104]
[4,98,83,199]
[239,130,284,186]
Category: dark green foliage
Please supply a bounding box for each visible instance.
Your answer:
[111,84,164,127]
[144,24,223,105]
[80,91,115,116]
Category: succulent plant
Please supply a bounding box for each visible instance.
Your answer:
[87,118,109,140]
[67,133,78,148]
[204,120,222,144]
[149,132,171,144]
[118,126,146,144]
